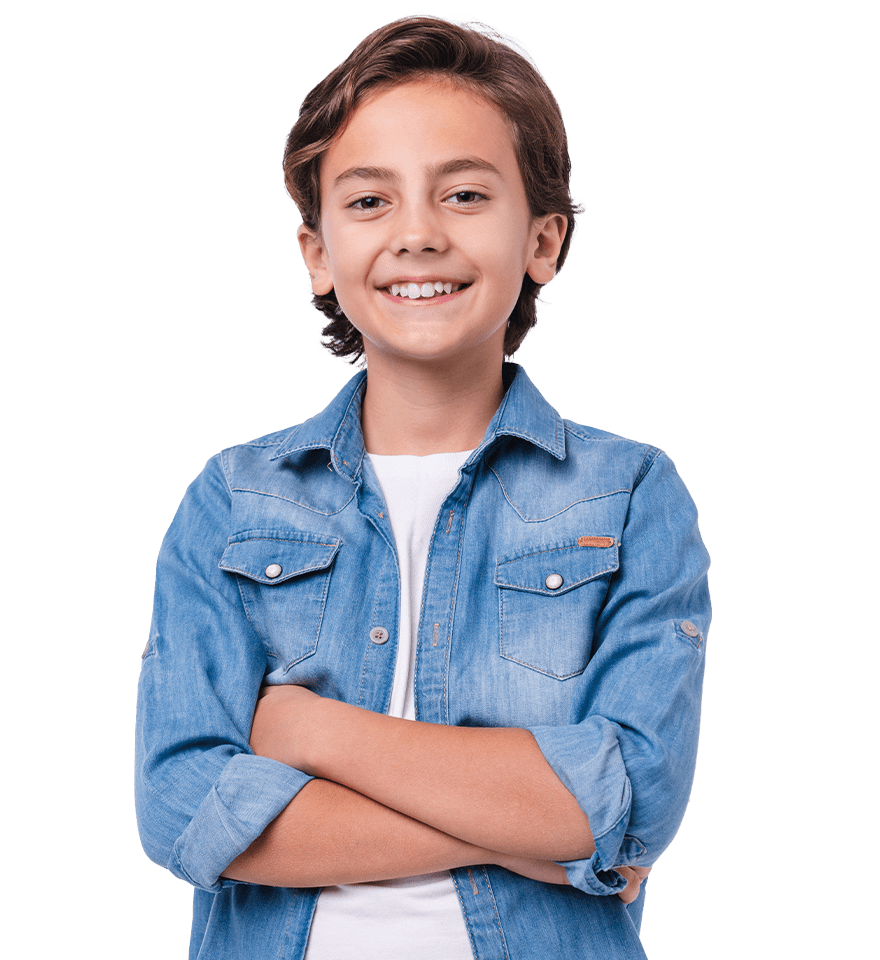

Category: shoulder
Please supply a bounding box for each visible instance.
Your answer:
[560,418,662,490]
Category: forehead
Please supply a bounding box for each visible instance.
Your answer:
[320,79,522,192]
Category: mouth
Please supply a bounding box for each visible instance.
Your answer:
[381,280,470,301]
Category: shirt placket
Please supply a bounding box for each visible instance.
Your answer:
[414,462,511,960]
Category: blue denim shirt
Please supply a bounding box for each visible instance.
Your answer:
[136,365,710,960]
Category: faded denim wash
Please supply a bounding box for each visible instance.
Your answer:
[136,364,710,960]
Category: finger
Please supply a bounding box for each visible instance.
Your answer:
[615,867,644,904]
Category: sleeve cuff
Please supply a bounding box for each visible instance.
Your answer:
[530,717,643,895]
[170,753,313,891]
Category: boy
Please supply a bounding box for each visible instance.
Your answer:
[136,17,710,960]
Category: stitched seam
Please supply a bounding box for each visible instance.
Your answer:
[498,584,592,679]
[563,424,650,446]
[218,449,234,496]
[498,426,563,457]
[229,536,338,547]
[442,493,469,726]
[221,560,333,580]
[229,485,356,516]
[478,866,511,960]
[358,553,390,708]
[276,439,334,456]
[591,776,633,845]
[234,576,257,626]
[496,570,615,595]
[275,893,297,960]
[282,563,332,672]
[414,497,447,678]
[228,535,338,547]
[496,539,617,565]
[633,446,662,488]
[488,464,630,522]
[331,378,367,479]
[450,872,479,959]
[499,652,585,680]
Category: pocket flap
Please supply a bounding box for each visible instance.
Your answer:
[219,529,341,584]
[495,538,618,596]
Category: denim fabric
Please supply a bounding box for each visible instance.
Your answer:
[136,364,710,960]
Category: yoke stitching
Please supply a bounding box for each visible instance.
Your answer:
[229,485,356,516]
[488,464,630,522]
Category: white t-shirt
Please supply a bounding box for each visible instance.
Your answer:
[303,450,475,960]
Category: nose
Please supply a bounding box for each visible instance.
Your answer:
[391,201,449,255]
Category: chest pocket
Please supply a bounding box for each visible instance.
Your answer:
[495,537,618,679]
[219,529,341,671]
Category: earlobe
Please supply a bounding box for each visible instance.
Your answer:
[297,224,335,295]
[526,214,568,285]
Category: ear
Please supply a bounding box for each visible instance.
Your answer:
[525,214,568,285]
[297,223,335,295]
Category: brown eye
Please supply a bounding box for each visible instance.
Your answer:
[350,196,386,210]
[446,191,486,206]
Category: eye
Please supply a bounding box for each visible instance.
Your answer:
[445,190,486,206]
[348,195,387,211]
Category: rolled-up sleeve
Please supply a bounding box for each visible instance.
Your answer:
[529,451,710,895]
[135,455,313,892]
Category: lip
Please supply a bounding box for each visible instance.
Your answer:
[380,276,469,286]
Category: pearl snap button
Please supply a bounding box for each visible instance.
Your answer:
[681,620,700,638]
[370,627,389,644]
[264,563,282,579]
[545,573,564,590]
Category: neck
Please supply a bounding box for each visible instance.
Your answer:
[360,354,507,456]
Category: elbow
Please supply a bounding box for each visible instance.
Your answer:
[135,781,184,877]
[624,750,697,865]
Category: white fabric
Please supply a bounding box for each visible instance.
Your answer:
[304,450,474,960]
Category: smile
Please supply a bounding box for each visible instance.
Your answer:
[384,281,468,300]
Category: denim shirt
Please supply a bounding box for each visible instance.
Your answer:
[136,364,710,960]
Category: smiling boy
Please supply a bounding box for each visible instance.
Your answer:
[136,18,709,960]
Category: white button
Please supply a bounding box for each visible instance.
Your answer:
[681,620,700,638]
[545,573,564,590]
[264,563,282,579]
[370,627,389,644]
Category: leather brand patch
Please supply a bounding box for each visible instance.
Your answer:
[577,536,615,548]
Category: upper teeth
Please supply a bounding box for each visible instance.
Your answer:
[390,281,457,299]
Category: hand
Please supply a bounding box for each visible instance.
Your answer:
[250,684,323,771]
[615,865,651,903]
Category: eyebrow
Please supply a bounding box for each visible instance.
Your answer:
[332,156,503,189]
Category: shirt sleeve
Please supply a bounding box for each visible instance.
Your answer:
[528,450,710,896]
[135,454,314,892]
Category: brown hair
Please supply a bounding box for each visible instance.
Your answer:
[283,16,579,361]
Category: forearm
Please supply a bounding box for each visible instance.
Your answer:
[222,777,565,887]
[253,691,594,863]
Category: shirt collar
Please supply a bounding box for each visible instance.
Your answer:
[270,363,565,480]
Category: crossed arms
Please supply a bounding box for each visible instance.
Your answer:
[223,685,649,901]
[137,452,705,902]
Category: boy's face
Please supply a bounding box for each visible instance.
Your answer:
[299,79,565,370]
